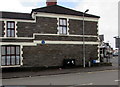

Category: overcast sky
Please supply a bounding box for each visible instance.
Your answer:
[0,0,119,48]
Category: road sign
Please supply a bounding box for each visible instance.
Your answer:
[41,40,45,44]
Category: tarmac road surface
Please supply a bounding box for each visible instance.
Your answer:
[3,69,118,85]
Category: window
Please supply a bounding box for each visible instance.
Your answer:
[7,21,15,37]
[59,18,67,35]
[1,45,20,66]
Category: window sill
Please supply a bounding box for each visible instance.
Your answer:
[1,65,21,68]
[58,34,69,36]
[1,37,17,39]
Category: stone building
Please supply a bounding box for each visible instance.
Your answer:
[115,36,120,65]
[99,35,113,63]
[0,0,100,68]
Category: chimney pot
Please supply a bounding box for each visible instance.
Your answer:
[46,0,57,6]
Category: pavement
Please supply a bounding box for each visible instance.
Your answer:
[2,65,118,79]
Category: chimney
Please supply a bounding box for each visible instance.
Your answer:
[46,0,57,6]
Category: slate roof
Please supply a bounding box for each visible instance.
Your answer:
[32,5,100,18]
[0,5,100,20]
[0,11,33,20]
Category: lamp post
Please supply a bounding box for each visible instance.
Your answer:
[83,9,89,68]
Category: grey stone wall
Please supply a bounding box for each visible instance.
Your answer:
[35,35,98,41]
[69,19,98,35]
[0,21,5,37]
[2,39,33,42]
[17,22,36,37]
[17,17,98,37]
[36,17,58,34]
[1,16,99,68]
[0,21,2,37]
[115,38,120,48]
[2,35,98,42]
[17,17,57,37]
[22,44,98,67]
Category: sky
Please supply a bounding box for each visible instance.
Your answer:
[0,0,119,49]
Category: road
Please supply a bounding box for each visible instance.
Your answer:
[2,56,119,86]
[3,69,118,85]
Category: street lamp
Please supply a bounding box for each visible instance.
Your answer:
[83,9,89,68]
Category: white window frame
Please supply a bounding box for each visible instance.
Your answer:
[4,21,17,38]
[1,45,23,67]
[57,18,69,35]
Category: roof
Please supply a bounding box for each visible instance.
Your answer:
[32,5,100,18]
[0,5,100,20]
[0,11,33,20]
